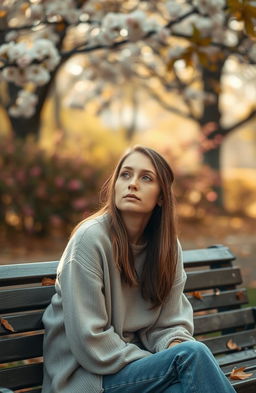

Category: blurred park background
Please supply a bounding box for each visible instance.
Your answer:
[0,1,255,298]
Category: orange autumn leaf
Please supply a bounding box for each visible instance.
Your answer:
[190,291,203,300]
[226,339,241,351]
[42,277,56,286]
[236,291,245,301]
[230,367,253,380]
[0,317,15,332]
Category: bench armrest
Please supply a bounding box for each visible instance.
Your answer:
[0,388,15,393]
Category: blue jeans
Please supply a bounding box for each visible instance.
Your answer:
[103,341,236,393]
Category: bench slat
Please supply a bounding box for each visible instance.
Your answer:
[221,357,256,374]
[0,312,43,335]
[187,288,248,312]
[185,267,242,291]
[0,262,58,286]
[0,246,235,286]
[229,378,256,393]
[202,328,256,355]
[0,334,43,363]
[183,247,235,267]
[0,286,246,315]
[217,349,256,367]
[0,286,55,313]
[194,308,256,335]
[0,363,43,390]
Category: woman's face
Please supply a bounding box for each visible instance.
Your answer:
[114,151,161,217]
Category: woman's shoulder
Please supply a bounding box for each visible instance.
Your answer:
[72,213,111,247]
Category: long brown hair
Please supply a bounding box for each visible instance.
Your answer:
[73,146,178,308]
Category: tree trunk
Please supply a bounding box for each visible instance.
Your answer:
[7,81,52,140]
[203,143,223,207]
[9,112,41,139]
[200,60,225,207]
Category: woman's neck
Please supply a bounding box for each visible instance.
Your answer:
[121,212,149,245]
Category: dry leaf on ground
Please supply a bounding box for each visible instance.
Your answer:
[0,317,15,332]
[226,339,241,351]
[41,277,56,286]
[230,367,253,380]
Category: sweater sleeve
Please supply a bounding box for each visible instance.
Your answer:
[58,226,151,375]
[139,240,195,353]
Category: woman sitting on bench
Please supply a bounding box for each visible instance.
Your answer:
[42,145,236,393]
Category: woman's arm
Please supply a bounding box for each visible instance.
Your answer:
[58,227,151,375]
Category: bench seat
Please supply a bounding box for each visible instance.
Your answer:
[0,245,255,392]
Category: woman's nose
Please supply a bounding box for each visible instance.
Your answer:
[128,177,138,190]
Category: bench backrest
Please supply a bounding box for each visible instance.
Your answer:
[0,245,255,392]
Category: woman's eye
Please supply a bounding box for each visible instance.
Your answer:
[120,171,130,178]
[142,175,152,181]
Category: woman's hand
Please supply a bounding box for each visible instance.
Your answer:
[168,339,183,348]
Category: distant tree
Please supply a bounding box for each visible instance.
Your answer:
[0,0,256,188]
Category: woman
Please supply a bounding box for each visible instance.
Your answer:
[42,146,236,393]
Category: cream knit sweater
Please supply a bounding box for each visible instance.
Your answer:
[42,214,194,393]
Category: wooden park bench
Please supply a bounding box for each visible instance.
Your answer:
[0,245,255,393]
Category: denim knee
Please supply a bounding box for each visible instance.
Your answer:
[174,340,215,364]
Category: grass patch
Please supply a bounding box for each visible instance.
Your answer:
[247,288,256,306]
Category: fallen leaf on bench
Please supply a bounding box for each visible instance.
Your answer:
[42,277,56,286]
[226,339,241,351]
[190,291,203,300]
[230,367,253,380]
[214,288,220,295]
[236,291,245,301]
[0,317,15,332]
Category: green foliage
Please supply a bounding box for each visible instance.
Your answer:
[0,135,106,234]
[247,288,256,306]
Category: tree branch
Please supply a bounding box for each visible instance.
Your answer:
[142,83,198,121]
[222,109,256,136]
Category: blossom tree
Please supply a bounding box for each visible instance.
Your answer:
[0,0,256,178]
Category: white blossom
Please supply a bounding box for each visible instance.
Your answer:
[168,45,186,59]
[7,42,27,62]
[125,10,148,41]
[25,65,51,85]
[30,39,55,61]
[9,106,22,117]
[17,90,38,107]
[194,16,213,36]
[30,4,43,19]
[99,13,126,44]
[5,31,18,42]
[29,39,60,70]
[9,90,38,118]
[194,0,225,15]
[45,0,78,24]
[166,1,184,19]
[184,87,203,100]
[64,9,80,24]
[184,87,216,104]
[16,53,33,69]
[0,42,12,58]
[36,27,60,45]
[2,67,25,86]
[249,44,256,62]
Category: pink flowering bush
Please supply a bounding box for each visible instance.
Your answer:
[0,136,105,234]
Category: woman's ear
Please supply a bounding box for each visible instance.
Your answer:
[157,195,163,207]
